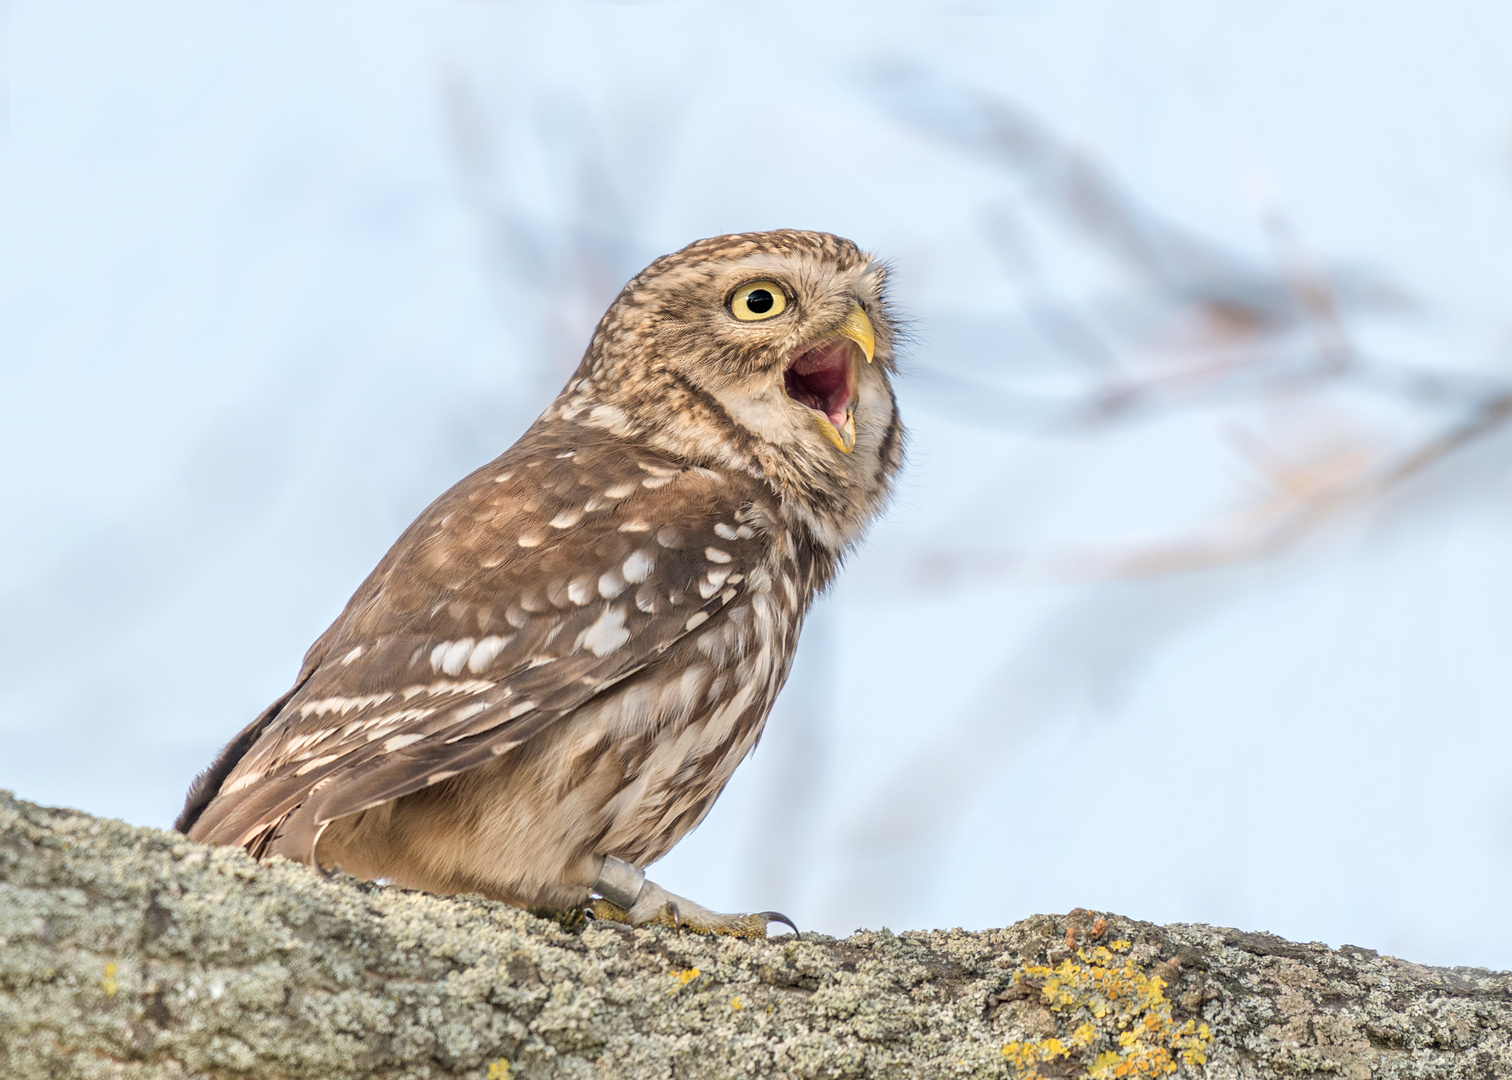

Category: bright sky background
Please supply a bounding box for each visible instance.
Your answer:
[4,1,1512,970]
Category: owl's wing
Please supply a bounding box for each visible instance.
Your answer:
[187,427,780,862]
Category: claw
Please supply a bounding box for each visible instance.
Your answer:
[760,911,800,937]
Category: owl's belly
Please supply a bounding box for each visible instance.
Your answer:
[318,597,798,909]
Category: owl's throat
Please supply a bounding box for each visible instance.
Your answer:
[784,338,857,428]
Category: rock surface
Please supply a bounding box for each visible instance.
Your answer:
[1,789,1508,1079]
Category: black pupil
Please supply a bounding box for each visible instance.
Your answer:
[745,288,774,314]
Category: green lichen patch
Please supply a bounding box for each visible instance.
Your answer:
[999,943,1212,1079]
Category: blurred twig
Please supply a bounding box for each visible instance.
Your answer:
[868,64,1512,582]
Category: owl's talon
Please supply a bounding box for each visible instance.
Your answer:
[613,875,795,938]
[759,911,799,937]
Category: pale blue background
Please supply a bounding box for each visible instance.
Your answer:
[4,1,1512,969]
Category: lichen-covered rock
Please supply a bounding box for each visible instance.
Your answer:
[0,790,1508,1079]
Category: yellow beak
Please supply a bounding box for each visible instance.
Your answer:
[838,303,876,363]
[809,304,873,453]
[812,410,857,453]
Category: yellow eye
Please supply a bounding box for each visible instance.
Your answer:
[729,280,788,321]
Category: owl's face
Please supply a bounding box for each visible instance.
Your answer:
[566,231,903,549]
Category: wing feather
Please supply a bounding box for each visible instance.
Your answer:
[188,424,775,859]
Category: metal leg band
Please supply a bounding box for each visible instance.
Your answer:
[593,855,647,911]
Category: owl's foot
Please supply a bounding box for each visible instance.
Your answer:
[589,856,796,938]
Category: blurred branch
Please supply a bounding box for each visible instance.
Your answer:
[867,64,1512,582]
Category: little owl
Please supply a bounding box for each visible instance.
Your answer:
[177,230,903,936]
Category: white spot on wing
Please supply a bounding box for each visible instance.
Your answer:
[598,567,628,598]
[704,547,732,563]
[567,576,596,605]
[714,523,739,540]
[507,699,537,719]
[433,639,475,676]
[299,692,394,720]
[685,611,710,630]
[622,549,655,583]
[550,508,584,529]
[576,607,630,657]
[383,733,425,752]
[451,701,489,722]
[340,646,364,666]
[294,753,340,776]
[517,530,546,548]
[467,635,508,673]
[221,772,260,795]
[604,482,637,498]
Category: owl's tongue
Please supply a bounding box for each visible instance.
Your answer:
[785,338,855,427]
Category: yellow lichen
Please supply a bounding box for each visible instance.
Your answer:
[485,1059,511,1080]
[998,946,1213,1080]
[102,962,119,997]
[730,996,743,1010]
[669,967,701,992]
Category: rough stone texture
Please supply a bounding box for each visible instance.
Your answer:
[1,789,1508,1080]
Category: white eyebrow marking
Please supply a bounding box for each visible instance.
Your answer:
[704,547,732,563]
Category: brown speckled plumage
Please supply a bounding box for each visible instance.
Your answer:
[178,230,903,919]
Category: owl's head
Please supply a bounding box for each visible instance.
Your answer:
[558,230,904,550]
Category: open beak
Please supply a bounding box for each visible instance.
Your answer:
[784,304,875,454]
